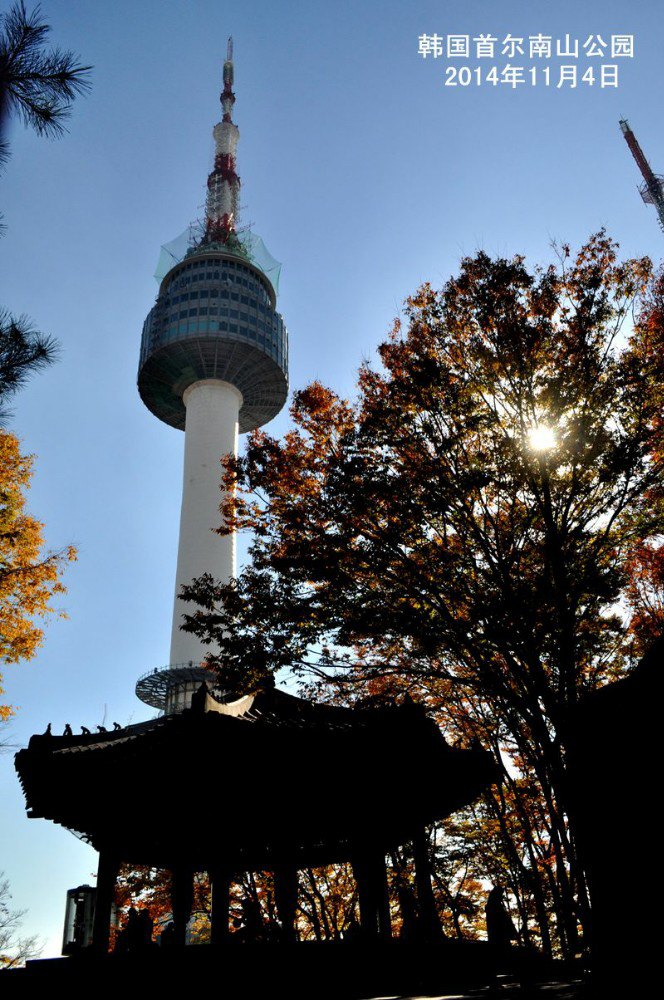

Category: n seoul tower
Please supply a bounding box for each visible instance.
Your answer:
[136,40,288,713]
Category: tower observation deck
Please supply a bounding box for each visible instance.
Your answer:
[137,41,288,712]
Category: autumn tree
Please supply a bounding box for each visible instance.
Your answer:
[0,2,89,708]
[298,864,359,940]
[623,267,664,656]
[112,864,359,944]
[180,233,664,954]
[0,312,75,719]
[113,866,212,945]
[625,541,664,655]
[1,313,76,717]
[0,430,76,717]
[0,7,86,961]
[0,0,89,704]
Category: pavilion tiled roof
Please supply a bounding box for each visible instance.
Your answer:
[16,686,496,871]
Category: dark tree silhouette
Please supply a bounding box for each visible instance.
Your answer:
[0,871,42,968]
[0,0,91,164]
[0,310,58,421]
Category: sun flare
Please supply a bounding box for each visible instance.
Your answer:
[528,425,556,451]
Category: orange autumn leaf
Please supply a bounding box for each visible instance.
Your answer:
[0,431,77,717]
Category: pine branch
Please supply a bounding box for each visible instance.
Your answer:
[0,2,92,142]
[0,310,59,421]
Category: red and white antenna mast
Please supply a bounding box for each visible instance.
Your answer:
[620,119,664,234]
[205,36,241,245]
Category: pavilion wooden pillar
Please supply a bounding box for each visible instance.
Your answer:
[210,866,231,946]
[412,826,442,940]
[171,865,194,947]
[91,848,120,954]
[274,865,299,943]
[353,848,391,940]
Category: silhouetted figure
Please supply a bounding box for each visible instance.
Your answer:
[239,897,264,943]
[81,725,91,735]
[97,724,107,733]
[396,883,419,942]
[137,907,153,946]
[63,723,72,737]
[485,886,518,949]
[113,927,128,953]
[160,921,176,949]
[191,682,208,714]
[115,906,140,954]
[113,722,122,731]
[125,906,143,951]
[43,723,52,736]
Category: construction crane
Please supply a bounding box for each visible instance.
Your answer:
[620,119,664,234]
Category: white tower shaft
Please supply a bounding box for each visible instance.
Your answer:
[135,40,288,716]
[169,380,243,674]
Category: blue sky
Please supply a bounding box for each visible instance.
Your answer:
[1,0,662,957]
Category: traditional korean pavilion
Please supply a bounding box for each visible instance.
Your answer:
[15,682,495,953]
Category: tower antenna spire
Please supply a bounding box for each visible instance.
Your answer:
[620,119,664,234]
[204,37,240,245]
